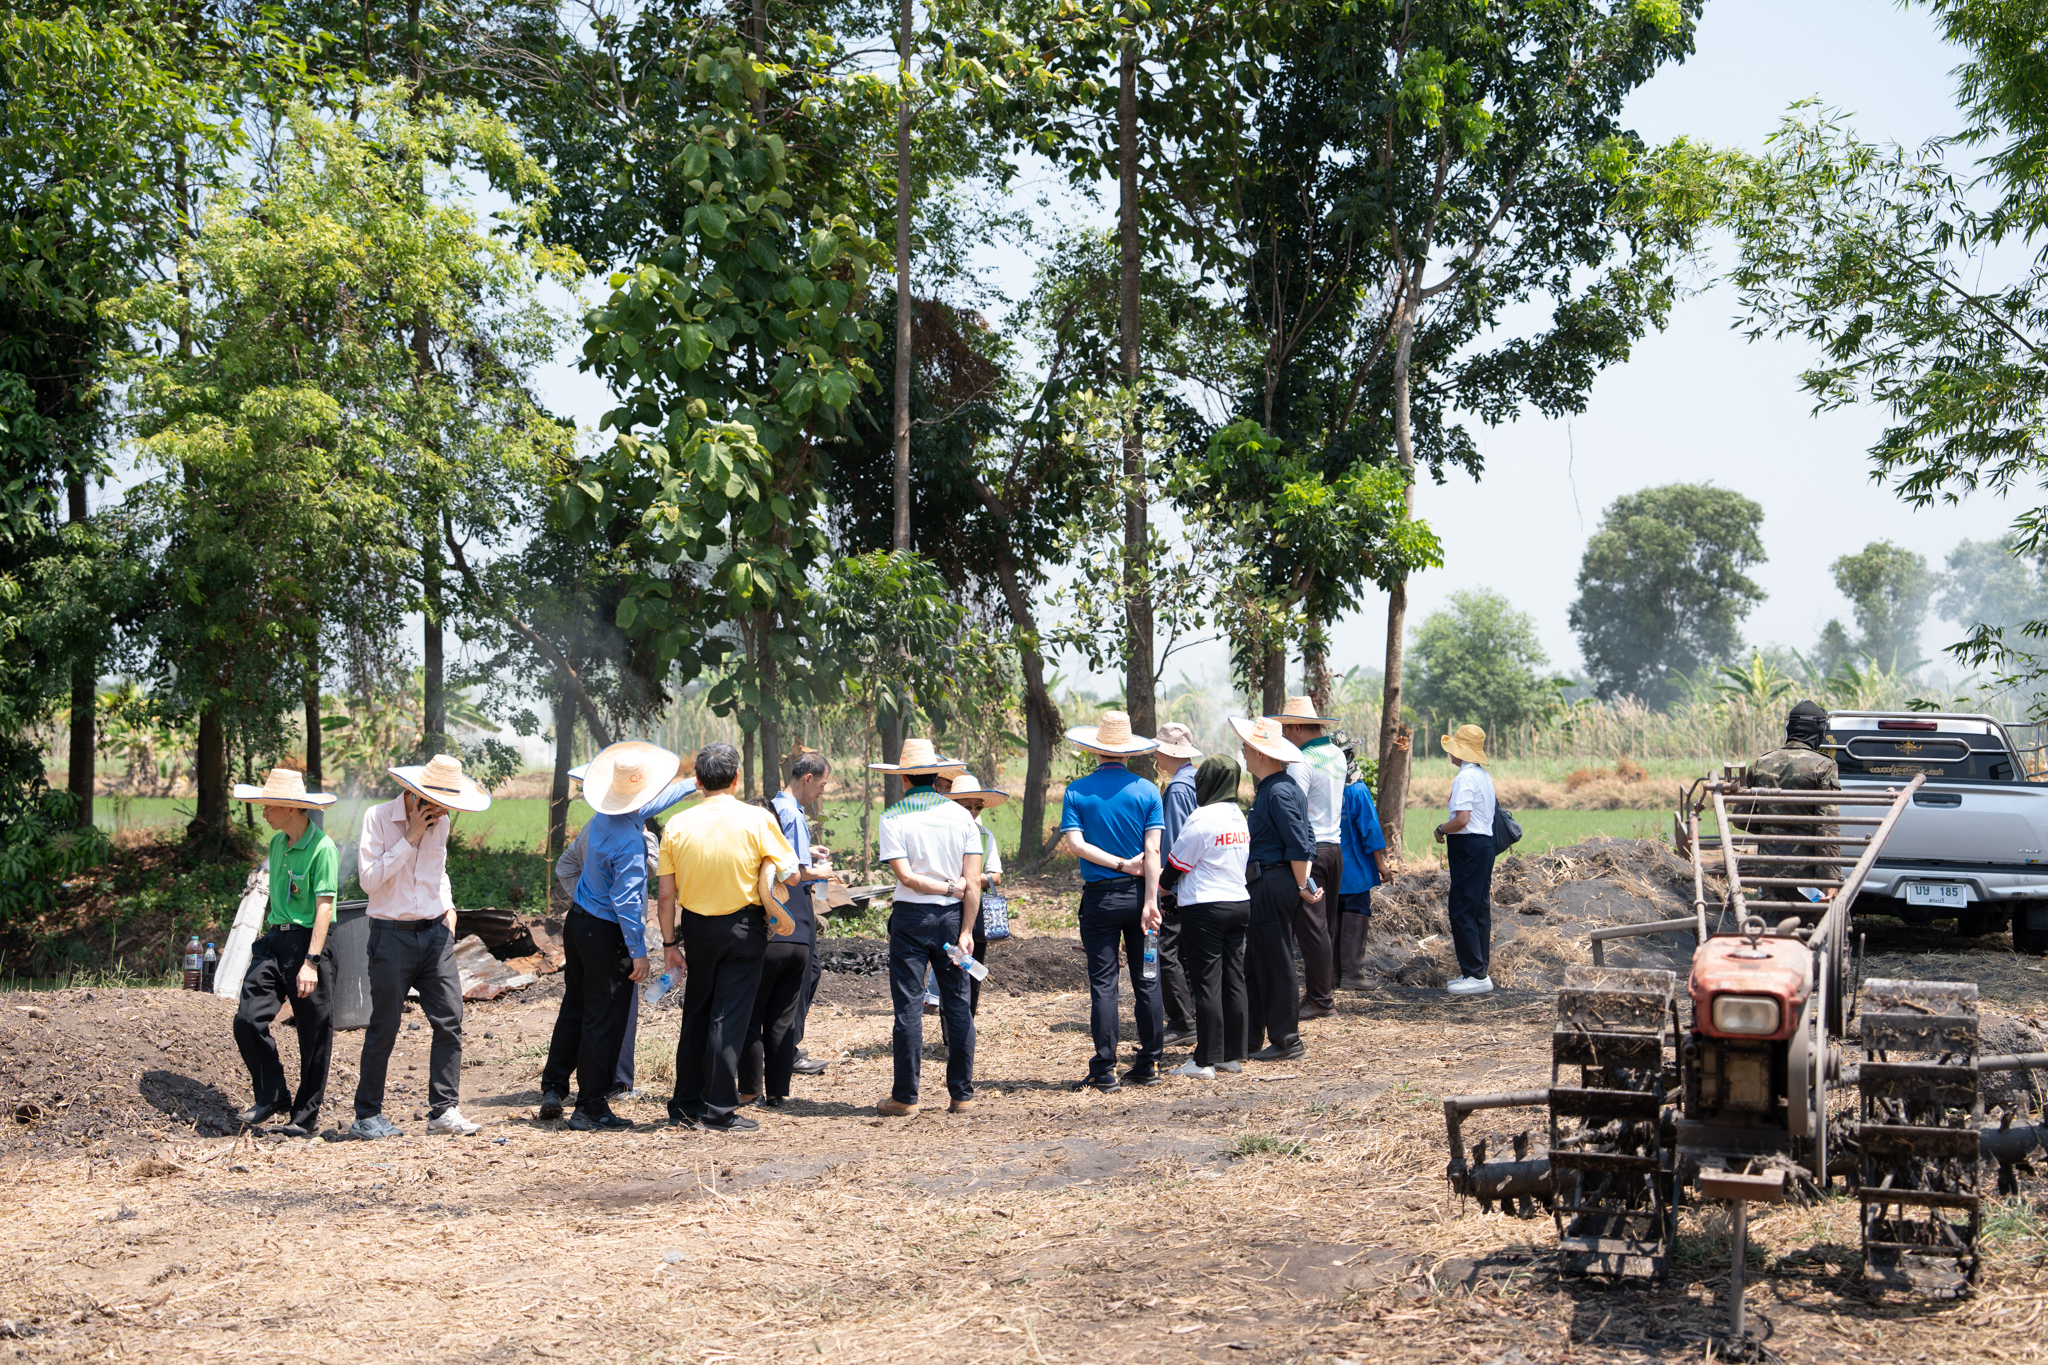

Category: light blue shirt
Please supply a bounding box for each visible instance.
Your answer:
[572,776,695,957]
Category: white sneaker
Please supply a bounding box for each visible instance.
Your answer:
[426,1107,482,1136]
[1446,976,1495,996]
[1175,1060,1217,1081]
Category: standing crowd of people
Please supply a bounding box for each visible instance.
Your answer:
[225,704,1511,1134]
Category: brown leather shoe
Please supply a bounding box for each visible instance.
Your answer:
[876,1097,919,1117]
[948,1098,976,1114]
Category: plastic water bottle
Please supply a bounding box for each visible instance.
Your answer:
[945,943,989,982]
[201,942,218,993]
[1141,929,1160,981]
[641,969,676,1006]
[182,936,202,991]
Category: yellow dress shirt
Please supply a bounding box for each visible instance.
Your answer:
[656,793,798,915]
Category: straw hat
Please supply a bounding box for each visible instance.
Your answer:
[1269,695,1337,729]
[1065,711,1159,757]
[944,772,1010,809]
[579,741,681,816]
[1228,715,1306,765]
[567,762,696,809]
[1441,724,1489,766]
[1154,721,1201,761]
[231,766,337,809]
[389,753,493,813]
[868,737,969,777]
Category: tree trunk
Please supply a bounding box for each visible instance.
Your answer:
[547,673,574,874]
[422,545,445,753]
[1117,36,1155,777]
[890,0,915,553]
[64,474,93,828]
[189,706,228,850]
[1376,284,1421,856]
[743,727,757,801]
[1303,609,1334,717]
[1261,643,1287,717]
[303,649,323,830]
[878,709,906,807]
[757,608,781,798]
[991,553,1061,862]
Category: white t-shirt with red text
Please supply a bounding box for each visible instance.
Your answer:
[1166,802,1251,905]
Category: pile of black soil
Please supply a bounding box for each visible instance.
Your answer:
[814,934,1089,995]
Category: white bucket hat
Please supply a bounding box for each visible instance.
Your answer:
[579,741,682,816]
[389,753,493,813]
[1229,715,1306,765]
[1066,711,1158,757]
[231,767,337,809]
[868,738,969,776]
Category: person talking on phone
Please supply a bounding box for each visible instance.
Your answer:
[351,754,494,1139]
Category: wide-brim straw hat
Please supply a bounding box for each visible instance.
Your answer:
[1066,710,1159,757]
[1441,724,1489,766]
[868,737,968,776]
[580,741,681,816]
[389,753,493,813]
[945,772,1010,808]
[1228,715,1306,765]
[1269,695,1338,729]
[232,766,337,809]
[1154,721,1201,761]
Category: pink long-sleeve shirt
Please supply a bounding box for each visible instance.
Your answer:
[357,796,456,921]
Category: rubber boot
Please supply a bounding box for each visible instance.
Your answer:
[1338,914,1370,991]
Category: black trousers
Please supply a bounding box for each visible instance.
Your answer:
[541,908,637,1117]
[1297,843,1343,1010]
[739,940,811,1098]
[1246,869,1301,1051]
[888,902,975,1104]
[1158,894,1194,1033]
[793,886,825,1046]
[354,917,464,1121]
[233,926,333,1127]
[1180,899,1250,1068]
[1078,878,1164,1081]
[671,906,767,1124]
[1447,833,1497,979]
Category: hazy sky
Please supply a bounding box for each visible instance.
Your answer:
[523,0,1994,701]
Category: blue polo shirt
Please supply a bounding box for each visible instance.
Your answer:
[1059,761,1165,882]
[1339,780,1387,894]
[1161,763,1198,850]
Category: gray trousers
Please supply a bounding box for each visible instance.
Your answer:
[354,917,465,1120]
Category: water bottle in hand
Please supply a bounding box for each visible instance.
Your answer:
[641,969,676,1006]
[945,942,989,982]
[1141,929,1159,981]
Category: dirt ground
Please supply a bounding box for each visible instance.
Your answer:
[3,847,2047,1363]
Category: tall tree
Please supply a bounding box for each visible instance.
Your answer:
[1826,540,1934,672]
[1407,589,1557,734]
[1567,484,1767,708]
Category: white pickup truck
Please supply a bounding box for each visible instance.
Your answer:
[1825,710,2048,952]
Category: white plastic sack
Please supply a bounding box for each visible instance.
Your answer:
[212,862,270,1000]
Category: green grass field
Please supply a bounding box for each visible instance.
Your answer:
[1399,806,1674,861]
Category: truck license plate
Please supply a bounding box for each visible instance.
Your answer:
[1905,882,1969,908]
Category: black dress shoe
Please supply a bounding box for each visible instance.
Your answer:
[275,1122,314,1139]
[568,1111,635,1131]
[761,1095,787,1109]
[537,1090,565,1121]
[1249,1041,1305,1062]
[1121,1068,1165,1088]
[667,1104,702,1129]
[237,1101,282,1127]
[791,1053,829,1075]
[702,1113,760,1133]
[1161,1028,1196,1047]
[1070,1076,1121,1095]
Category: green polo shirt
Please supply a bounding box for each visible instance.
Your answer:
[267,823,339,929]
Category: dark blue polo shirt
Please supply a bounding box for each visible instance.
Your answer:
[1247,769,1315,867]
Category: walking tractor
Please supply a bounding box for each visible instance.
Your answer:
[1438,770,2048,1346]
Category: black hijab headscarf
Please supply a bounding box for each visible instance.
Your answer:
[1194,756,1241,807]
[1785,699,1828,749]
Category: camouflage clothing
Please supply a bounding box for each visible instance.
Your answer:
[1740,741,1841,903]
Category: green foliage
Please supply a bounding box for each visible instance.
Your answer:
[1568,484,1768,707]
[0,789,108,926]
[820,551,963,731]
[1715,652,1794,707]
[1824,540,1933,672]
[1407,589,1559,732]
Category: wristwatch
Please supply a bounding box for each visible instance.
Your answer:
[304,953,323,964]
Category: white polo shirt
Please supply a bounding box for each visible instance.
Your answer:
[1448,762,1497,838]
[879,789,982,904]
